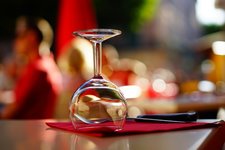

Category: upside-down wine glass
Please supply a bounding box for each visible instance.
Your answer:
[69,29,127,131]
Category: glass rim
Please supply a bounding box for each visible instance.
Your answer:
[73,28,122,36]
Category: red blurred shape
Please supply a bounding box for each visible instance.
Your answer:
[56,0,97,58]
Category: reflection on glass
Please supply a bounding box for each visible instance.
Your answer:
[70,134,130,150]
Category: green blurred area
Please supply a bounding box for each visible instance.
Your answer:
[93,0,159,33]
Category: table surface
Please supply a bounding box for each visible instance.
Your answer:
[0,120,224,150]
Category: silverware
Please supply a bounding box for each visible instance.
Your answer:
[127,117,191,123]
[134,112,198,123]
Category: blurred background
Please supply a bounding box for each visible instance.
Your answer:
[0,0,225,119]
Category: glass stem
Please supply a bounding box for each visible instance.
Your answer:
[93,41,102,78]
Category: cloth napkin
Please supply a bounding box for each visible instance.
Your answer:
[46,120,224,137]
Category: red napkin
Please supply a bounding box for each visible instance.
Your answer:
[46,120,224,137]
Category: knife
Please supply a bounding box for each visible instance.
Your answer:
[128,112,198,123]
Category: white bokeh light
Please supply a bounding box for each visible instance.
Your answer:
[198,80,216,92]
[196,0,225,25]
[212,41,225,55]
[152,79,166,93]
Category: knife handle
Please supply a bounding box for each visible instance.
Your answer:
[137,112,198,122]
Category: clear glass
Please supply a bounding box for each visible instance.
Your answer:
[69,29,127,131]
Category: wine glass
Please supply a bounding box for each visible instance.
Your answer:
[69,29,127,131]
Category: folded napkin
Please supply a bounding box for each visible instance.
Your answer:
[46,120,224,137]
